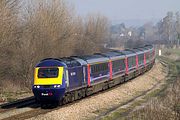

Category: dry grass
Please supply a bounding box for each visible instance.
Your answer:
[127,77,180,120]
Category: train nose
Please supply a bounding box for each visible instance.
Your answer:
[32,87,66,102]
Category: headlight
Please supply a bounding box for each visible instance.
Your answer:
[34,86,37,88]
[37,85,40,88]
[54,85,60,88]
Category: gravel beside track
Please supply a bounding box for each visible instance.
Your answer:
[0,97,37,120]
[27,61,166,120]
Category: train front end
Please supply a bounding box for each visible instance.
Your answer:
[32,59,66,103]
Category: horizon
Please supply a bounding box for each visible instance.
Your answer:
[68,0,180,26]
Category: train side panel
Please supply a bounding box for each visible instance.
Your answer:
[90,62,109,83]
[67,66,84,90]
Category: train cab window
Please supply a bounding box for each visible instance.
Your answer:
[38,68,59,78]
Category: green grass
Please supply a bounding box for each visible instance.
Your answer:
[144,89,161,99]
[101,99,147,120]
[101,108,128,120]
[168,49,180,55]
[175,61,180,73]
[162,48,180,56]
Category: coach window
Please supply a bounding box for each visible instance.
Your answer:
[96,65,98,73]
[91,65,96,74]
[139,54,144,65]
[102,64,104,71]
[128,57,132,68]
[132,56,136,67]
[112,60,118,72]
[146,52,149,62]
[102,63,108,71]
[120,59,125,70]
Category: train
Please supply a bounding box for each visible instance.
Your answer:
[32,45,155,104]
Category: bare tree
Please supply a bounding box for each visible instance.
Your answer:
[73,14,110,55]
[14,0,76,87]
[175,12,180,47]
[0,0,20,90]
[0,0,111,91]
[83,14,109,53]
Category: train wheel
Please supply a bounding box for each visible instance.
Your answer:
[81,89,86,98]
[102,83,108,90]
[35,97,40,104]
[86,88,93,96]
[62,95,68,105]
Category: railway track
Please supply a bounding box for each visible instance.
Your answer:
[0,94,91,120]
[0,96,35,109]
[0,60,167,120]
[0,96,38,120]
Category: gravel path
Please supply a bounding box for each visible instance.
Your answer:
[27,62,166,120]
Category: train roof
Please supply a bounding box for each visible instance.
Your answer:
[40,57,85,67]
[94,51,125,60]
[60,57,82,67]
[37,58,65,67]
[120,50,136,56]
[131,48,144,54]
[40,58,61,62]
[95,51,125,57]
[79,54,103,60]
[145,44,153,48]
[38,45,154,67]
[144,45,153,50]
[137,47,149,52]
[78,54,109,64]
[108,49,136,57]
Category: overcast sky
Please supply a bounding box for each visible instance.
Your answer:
[68,0,180,24]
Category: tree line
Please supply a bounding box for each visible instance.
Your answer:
[0,0,110,91]
[109,11,180,48]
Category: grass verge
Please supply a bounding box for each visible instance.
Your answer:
[101,55,180,120]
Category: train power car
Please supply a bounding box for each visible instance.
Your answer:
[32,45,155,104]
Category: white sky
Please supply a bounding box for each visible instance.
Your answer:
[68,0,180,20]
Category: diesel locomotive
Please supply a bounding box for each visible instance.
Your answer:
[32,45,155,104]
